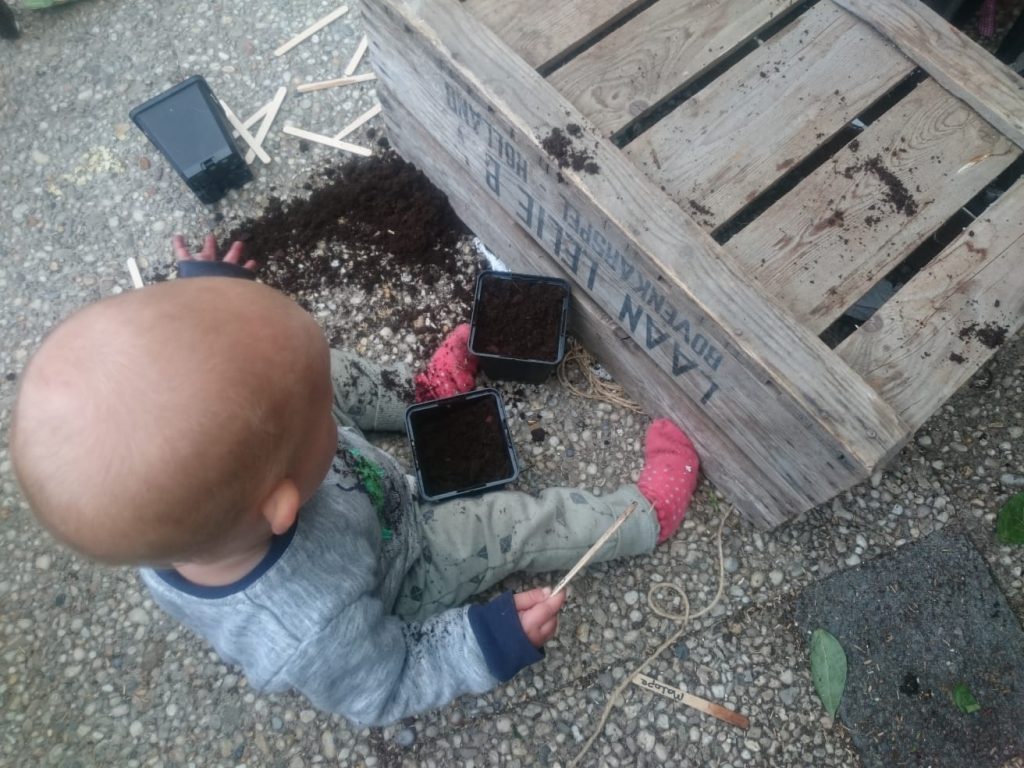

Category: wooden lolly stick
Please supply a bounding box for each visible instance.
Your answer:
[551,502,638,597]
[126,257,144,289]
[334,102,382,140]
[245,87,287,164]
[282,125,372,156]
[274,4,349,57]
[344,34,369,76]
[633,673,750,730]
[235,100,272,134]
[297,72,376,93]
[219,100,272,164]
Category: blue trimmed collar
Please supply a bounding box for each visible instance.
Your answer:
[153,522,298,599]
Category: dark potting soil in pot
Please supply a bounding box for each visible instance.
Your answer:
[474,279,565,361]
[414,397,513,496]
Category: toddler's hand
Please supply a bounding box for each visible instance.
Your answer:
[514,587,567,648]
[172,234,258,272]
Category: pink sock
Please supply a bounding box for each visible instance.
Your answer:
[414,323,479,402]
[637,419,700,543]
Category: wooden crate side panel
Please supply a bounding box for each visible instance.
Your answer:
[379,88,810,526]
[546,0,802,136]
[460,0,645,70]
[833,0,1024,151]
[727,78,1021,334]
[625,1,915,231]
[837,177,1024,432]
[363,0,910,492]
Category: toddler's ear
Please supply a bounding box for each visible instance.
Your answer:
[259,479,301,534]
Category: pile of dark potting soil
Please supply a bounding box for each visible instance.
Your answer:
[223,151,470,299]
[412,396,514,496]
[215,150,482,358]
[473,277,567,361]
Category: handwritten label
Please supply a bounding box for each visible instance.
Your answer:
[633,673,690,704]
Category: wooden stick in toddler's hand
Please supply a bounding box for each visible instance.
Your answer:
[551,501,638,597]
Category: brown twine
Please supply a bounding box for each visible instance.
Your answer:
[557,339,643,413]
[569,503,734,767]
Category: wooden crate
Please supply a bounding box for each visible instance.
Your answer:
[363,0,1024,528]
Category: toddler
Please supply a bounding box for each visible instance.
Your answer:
[9,236,699,726]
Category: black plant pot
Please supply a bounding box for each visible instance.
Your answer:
[469,270,570,383]
[405,389,519,502]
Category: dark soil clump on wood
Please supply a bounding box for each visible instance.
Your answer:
[842,154,919,216]
[222,152,469,299]
[958,321,1009,349]
[541,127,599,175]
[413,397,513,495]
[474,278,566,361]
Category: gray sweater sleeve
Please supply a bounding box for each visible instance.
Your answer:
[140,445,500,727]
[281,597,495,726]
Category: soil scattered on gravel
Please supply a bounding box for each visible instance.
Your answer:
[211,151,480,356]
[223,152,469,297]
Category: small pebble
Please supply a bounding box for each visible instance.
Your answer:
[637,730,655,752]
[1001,473,1024,487]
[396,728,416,748]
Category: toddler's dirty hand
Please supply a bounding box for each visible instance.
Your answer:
[514,587,566,648]
[172,234,258,272]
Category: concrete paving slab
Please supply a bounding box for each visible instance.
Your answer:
[793,528,1024,768]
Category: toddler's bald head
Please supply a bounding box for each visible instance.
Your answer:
[10,278,332,564]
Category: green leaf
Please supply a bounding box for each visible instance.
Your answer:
[952,682,980,714]
[996,493,1024,545]
[810,628,847,718]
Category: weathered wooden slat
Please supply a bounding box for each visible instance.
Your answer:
[378,86,810,527]
[547,0,802,136]
[833,0,1024,151]
[460,0,645,70]
[837,177,1024,431]
[363,0,910,511]
[728,78,1021,333]
[625,1,915,231]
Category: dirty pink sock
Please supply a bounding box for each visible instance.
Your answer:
[637,419,700,544]
[414,323,478,402]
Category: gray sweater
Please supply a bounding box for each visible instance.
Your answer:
[140,428,506,726]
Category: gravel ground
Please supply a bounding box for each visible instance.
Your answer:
[2,2,1022,768]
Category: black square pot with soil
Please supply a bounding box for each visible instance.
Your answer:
[405,389,519,502]
[469,270,571,383]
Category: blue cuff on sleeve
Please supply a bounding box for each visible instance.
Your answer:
[178,260,256,280]
[467,591,544,682]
